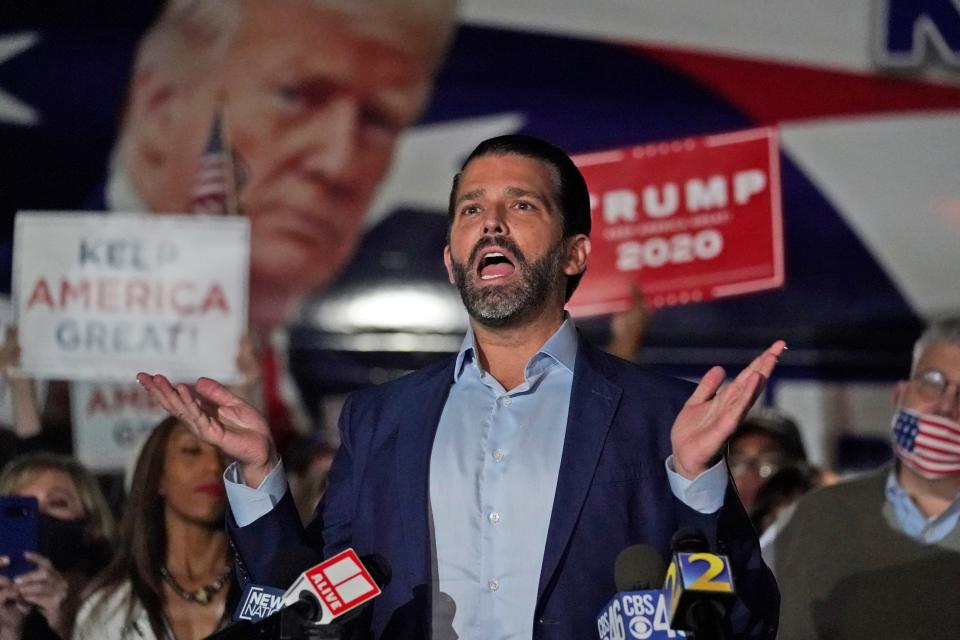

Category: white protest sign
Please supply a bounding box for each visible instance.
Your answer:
[14,212,249,382]
[71,381,168,472]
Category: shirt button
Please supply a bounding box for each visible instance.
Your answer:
[501,396,512,406]
[493,449,504,462]
[488,579,500,591]
[488,511,501,523]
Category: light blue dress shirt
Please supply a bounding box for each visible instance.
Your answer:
[426,318,727,639]
[884,468,960,543]
[428,319,577,639]
[225,318,729,639]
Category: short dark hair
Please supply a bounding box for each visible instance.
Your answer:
[447,134,592,300]
[732,408,807,463]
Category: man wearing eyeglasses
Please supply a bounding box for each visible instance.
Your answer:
[727,409,808,514]
[774,318,960,640]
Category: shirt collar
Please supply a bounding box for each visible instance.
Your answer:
[453,315,579,382]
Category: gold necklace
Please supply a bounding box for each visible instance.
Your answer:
[160,565,231,605]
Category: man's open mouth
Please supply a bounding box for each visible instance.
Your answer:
[477,250,516,280]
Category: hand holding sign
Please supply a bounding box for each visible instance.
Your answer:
[136,373,278,487]
[670,340,786,480]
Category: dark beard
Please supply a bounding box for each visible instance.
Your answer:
[450,235,566,328]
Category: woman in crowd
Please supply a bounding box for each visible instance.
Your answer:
[73,416,236,640]
[0,453,115,640]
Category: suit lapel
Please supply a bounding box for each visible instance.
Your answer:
[396,360,456,584]
[537,336,622,600]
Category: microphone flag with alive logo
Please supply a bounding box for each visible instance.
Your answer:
[281,548,382,625]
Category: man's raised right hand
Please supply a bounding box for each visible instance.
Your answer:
[136,373,278,488]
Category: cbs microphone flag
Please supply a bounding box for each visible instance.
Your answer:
[597,590,685,640]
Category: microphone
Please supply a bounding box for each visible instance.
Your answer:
[281,549,389,622]
[597,545,685,640]
[207,592,329,639]
[615,545,667,591]
[206,550,391,640]
[231,545,326,623]
[662,528,735,640]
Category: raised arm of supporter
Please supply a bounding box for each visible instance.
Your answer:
[0,327,42,439]
[226,333,263,409]
[606,286,653,361]
[671,340,787,480]
[136,373,278,488]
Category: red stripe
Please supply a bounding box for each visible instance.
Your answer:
[192,195,225,206]
[631,45,960,125]
[903,451,960,474]
[918,429,960,448]
[921,415,960,435]
[914,444,960,461]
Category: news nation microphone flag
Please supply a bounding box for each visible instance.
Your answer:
[281,548,382,625]
[233,584,285,622]
[892,408,960,476]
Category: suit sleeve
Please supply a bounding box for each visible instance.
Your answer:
[227,490,321,587]
[224,397,366,589]
[672,477,780,639]
[319,392,358,557]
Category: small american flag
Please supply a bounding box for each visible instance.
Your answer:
[892,408,960,475]
[190,112,232,214]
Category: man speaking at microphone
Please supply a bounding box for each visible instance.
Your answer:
[138,135,780,639]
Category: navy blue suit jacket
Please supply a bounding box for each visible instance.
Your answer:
[229,335,778,639]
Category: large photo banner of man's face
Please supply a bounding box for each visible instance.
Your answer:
[106,0,456,329]
[2,0,959,386]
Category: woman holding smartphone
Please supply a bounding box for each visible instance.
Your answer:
[0,453,115,640]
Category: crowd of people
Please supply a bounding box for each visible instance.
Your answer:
[0,3,956,639]
[3,316,953,640]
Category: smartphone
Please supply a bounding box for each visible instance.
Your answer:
[0,495,38,578]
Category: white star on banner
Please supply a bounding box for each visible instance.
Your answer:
[0,31,40,126]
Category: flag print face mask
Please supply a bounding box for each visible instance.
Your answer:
[891,407,960,480]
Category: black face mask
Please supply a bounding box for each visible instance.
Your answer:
[37,513,95,572]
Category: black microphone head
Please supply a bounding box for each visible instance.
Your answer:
[614,545,668,591]
[359,554,392,589]
[294,590,322,622]
[670,527,709,554]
